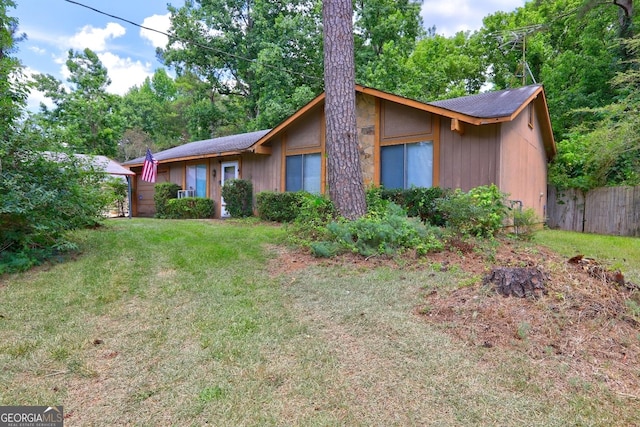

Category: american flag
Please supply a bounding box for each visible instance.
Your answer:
[141,148,158,183]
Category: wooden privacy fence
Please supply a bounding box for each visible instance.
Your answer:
[546,186,640,236]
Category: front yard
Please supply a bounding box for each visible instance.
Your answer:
[0,219,638,426]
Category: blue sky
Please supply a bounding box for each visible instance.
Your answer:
[13,0,526,110]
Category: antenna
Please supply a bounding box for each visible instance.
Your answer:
[496,25,542,85]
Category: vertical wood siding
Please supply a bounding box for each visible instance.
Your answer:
[547,186,640,236]
[498,109,548,219]
[132,166,169,217]
[438,119,499,191]
[546,186,586,232]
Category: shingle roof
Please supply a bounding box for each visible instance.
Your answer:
[124,129,271,165]
[45,152,135,175]
[428,85,542,119]
[125,84,551,166]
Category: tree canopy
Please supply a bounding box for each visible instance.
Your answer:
[9,0,640,192]
[1,2,112,272]
[31,48,124,157]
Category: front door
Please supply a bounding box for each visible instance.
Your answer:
[220,161,239,217]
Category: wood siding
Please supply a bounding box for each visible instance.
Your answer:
[131,165,170,217]
[498,105,548,218]
[380,99,433,143]
[242,144,282,214]
[548,186,640,236]
[285,105,322,152]
[377,99,438,186]
[438,119,499,191]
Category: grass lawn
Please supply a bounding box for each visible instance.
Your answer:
[534,229,640,283]
[0,219,638,426]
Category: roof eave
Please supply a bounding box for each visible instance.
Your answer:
[126,150,248,167]
[357,85,521,125]
[250,92,327,149]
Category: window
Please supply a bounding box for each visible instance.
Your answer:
[528,103,534,128]
[380,141,433,189]
[186,164,207,197]
[286,153,321,193]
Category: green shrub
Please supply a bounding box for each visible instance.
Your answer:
[365,187,393,219]
[221,179,253,218]
[436,184,508,238]
[154,182,182,218]
[256,191,305,222]
[0,153,110,273]
[510,207,539,240]
[309,241,343,258]
[165,197,215,219]
[318,202,443,257]
[377,186,449,226]
[289,193,337,242]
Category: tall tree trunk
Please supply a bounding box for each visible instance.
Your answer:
[614,0,633,37]
[322,0,367,220]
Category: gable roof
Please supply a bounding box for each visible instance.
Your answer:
[253,84,555,159]
[124,129,271,167]
[125,84,556,167]
[428,85,542,120]
[81,154,136,176]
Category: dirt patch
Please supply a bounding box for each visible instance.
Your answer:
[268,239,640,398]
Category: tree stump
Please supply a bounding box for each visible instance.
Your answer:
[483,267,548,298]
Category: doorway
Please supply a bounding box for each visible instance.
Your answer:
[220,161,239,217]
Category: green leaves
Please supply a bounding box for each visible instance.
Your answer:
[0,154,110,272]
[30,49,123,157]
[436,185,508,238]
[221,179,253,218]
[160,0,323,131]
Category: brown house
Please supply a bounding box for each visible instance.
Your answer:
[124,84,556,219]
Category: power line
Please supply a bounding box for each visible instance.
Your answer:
[62,0,323,82]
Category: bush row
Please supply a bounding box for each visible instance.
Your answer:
[253,185,529,258]
[152,179,537,258]
[165,198,215,219]
[153,182,214,219]
[255,185,510,236]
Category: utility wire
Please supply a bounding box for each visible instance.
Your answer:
[64,0,587,83]
[62,0,323,82]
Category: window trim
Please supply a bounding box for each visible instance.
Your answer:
[285,152,322,193]
[380,140,434,190]
[185,162,208,198]
[528,103,534,129]
[375,106,439,187]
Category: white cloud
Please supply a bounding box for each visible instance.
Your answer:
[22,67,56,111]
[28,46,47,55]
[20,26,68,51]
[68,22,126,52]
[140,14,170,48]
[97,52,153,95]
[54,48,152,96]
[421,0,526,37]
[26,87,55,111]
